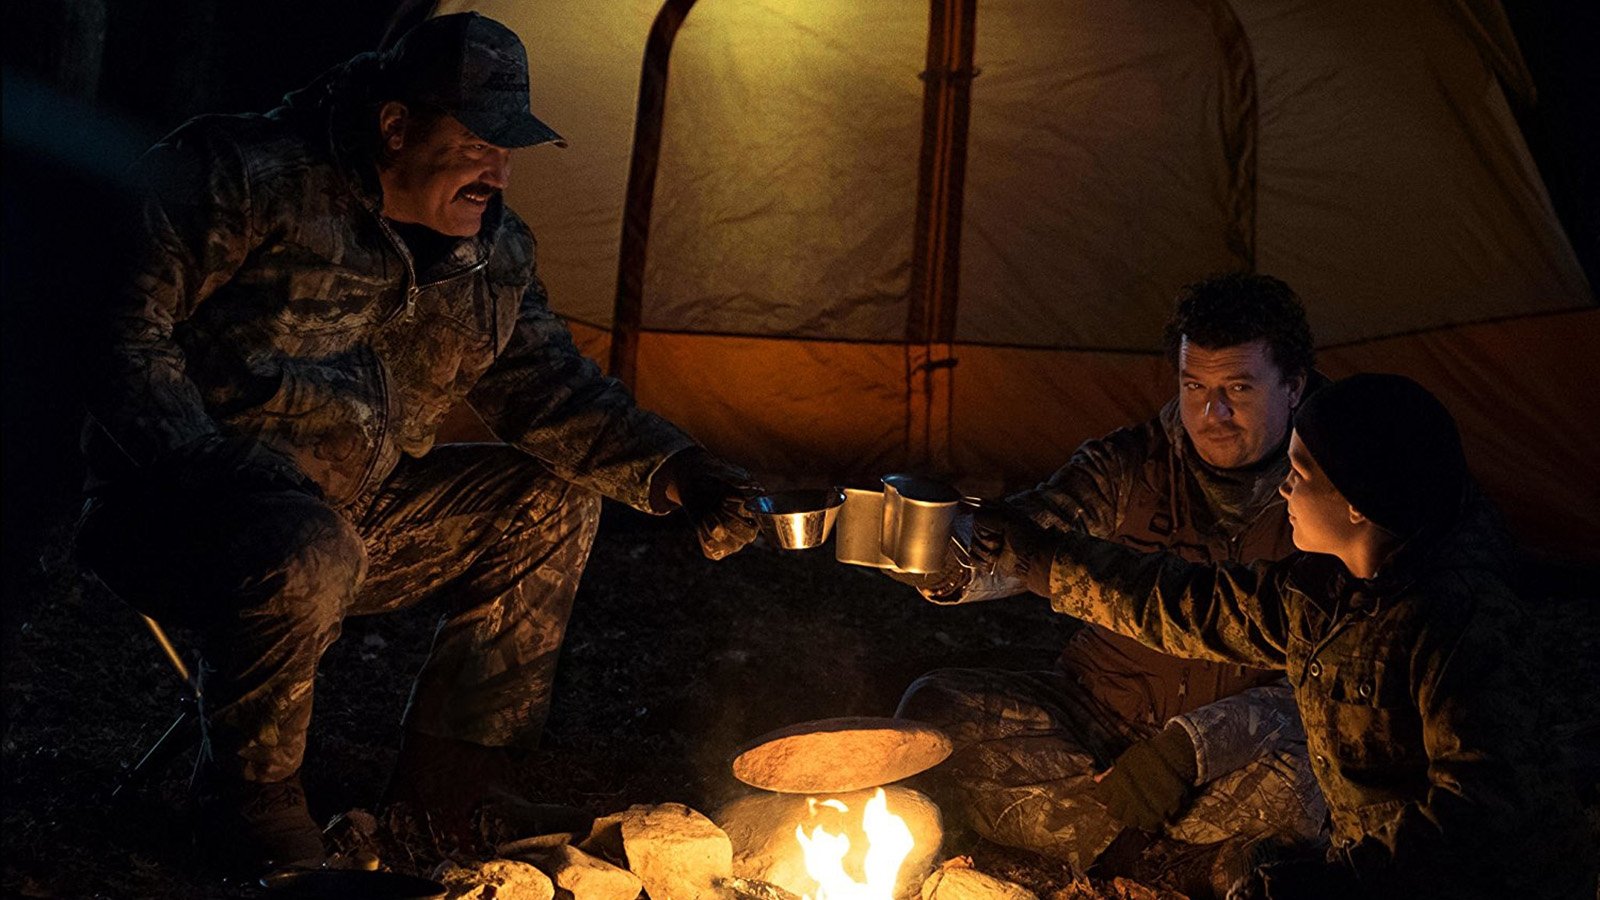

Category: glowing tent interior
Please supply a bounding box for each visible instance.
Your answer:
[433,0,1598,561]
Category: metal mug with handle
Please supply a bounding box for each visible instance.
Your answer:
[879,475,962,574]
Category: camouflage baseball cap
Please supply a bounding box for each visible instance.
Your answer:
[384,12,565,149]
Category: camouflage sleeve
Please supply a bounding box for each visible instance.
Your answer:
[85,123,258,467]
[1169,680,1303,784]
[1341,591,1572,895]
[1007,431,1130,538]
[468,273,696,513]
[936,432,1134,604]
[1044,531,1293,668]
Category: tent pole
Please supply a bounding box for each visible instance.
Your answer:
[610,0,699,386]
[907,0,977,475]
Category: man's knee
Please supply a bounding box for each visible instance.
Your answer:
[504,476,601,563]
[1166,745,1328,845]
[81,488,364,630]
[252,500,366,628]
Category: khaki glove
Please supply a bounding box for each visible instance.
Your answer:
[662,448,763,560]
[1095,724,1198,831]
[965,504,1058,595]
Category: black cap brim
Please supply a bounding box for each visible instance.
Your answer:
[458,108,566,149]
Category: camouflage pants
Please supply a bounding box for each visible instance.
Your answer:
[78,443,601,783]
[896,668,1326,872]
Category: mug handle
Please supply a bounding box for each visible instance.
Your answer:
[950,496,1004,573]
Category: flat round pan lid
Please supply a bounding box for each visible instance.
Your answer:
[731,716,952,794]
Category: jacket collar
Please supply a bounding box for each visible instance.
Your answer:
[1285,482,1510,617]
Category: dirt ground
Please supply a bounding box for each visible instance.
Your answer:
[4,504,1597,899]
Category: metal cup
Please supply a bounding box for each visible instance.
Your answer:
[835,488,898,568]
[745,488,846,550]
[880,474,962,574]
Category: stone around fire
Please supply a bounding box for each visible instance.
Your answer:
[603,802,734,900]
[920,867,1038,900]
[521,842,644,900]
[434,858,556,900]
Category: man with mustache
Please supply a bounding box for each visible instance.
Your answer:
[896,274,1328,896]
[77,13,760,872]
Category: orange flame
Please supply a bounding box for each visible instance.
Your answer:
[794,788,914,900]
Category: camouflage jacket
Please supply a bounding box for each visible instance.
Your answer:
[1041,500,1590,897]
[84,56,694,509]
[959,394,1306,774]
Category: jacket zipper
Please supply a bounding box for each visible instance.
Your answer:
[372,213,491,321]
[418,256,489,291]
[371,214,421,324]
[351,214,491,502]
[349,348,391,506]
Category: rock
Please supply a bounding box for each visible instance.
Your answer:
[577,812,627,864]
[614,803,734,900]
[522,842,643,900]
[499,830,582,858]
[434,859,556,900]
[919,867,1037,900]
[715,786,941,899]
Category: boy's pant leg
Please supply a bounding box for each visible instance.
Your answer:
[896,667,1136,871]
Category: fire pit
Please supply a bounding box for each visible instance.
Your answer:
[717,717,951,899]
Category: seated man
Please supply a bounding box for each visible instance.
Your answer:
[896,274,1327,890]
[76,13,759,872]
[965,374,1592,899]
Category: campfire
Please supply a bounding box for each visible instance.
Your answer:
[794,790,915,900]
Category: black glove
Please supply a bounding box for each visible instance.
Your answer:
[662,448,763,560]
[1095,723,1198,831]
[965,504,1058,595]
[163,434,323,499]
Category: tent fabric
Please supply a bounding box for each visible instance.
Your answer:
[437,0,1597,560]
[641,2,925,341]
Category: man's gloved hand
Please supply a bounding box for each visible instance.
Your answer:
[164,433,323,499]
[965,504,1058,595]
[661,448,763,560]
[1095,723,1199,831]
[884,539,972,603]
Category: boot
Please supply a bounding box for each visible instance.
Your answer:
[194,771,326,874]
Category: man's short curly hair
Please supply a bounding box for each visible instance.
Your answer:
[1161,273,1314,382]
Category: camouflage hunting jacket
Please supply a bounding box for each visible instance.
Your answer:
[960,394,1309,775]
[1039,499,1591,897]
[84,56,694,509]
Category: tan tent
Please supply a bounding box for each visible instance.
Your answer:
[436,0,1599,561]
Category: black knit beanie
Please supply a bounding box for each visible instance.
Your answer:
[1293,373,1467,537]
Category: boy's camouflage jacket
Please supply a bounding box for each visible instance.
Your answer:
[1041,505,1590,897]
